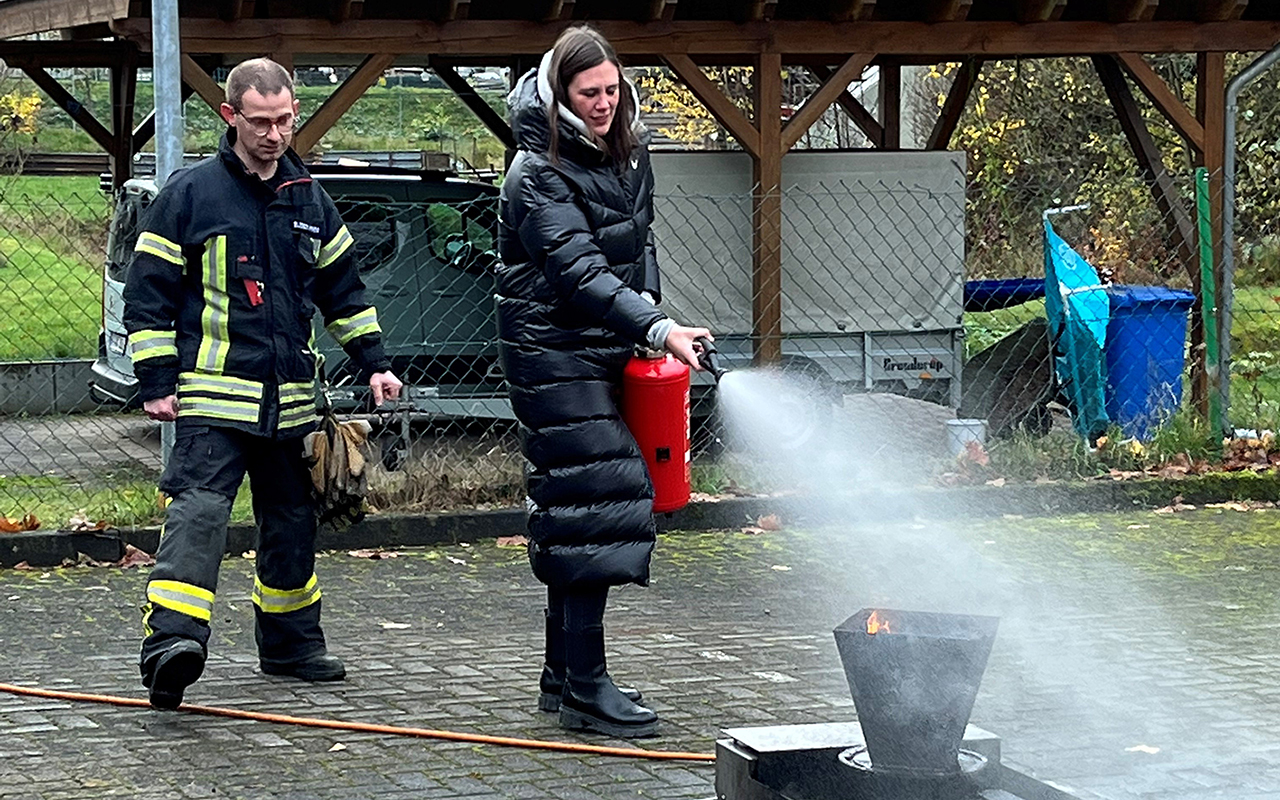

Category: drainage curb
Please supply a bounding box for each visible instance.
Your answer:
[4,471,1280,568]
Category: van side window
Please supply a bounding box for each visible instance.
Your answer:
[333,197,398,273]
[107,191,151,282]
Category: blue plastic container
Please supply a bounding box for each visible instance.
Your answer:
[1103,286,1196,441]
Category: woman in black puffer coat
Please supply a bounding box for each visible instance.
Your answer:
[497,25,711,738]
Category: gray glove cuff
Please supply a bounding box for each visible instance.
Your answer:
[646,318,676,352]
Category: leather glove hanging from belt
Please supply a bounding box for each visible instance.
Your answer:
[303,409,374,530]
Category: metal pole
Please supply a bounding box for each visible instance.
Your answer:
[152,0,184,463]
[1223,42,1280,436]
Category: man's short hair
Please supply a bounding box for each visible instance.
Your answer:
[225,58,294,109]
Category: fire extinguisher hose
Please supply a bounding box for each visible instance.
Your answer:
[0,682,715,762]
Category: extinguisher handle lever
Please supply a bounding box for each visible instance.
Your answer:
[695,336,728,382]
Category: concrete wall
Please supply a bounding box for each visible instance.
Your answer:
[0,360,102,415]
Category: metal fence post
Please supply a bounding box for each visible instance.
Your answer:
[152,0,183,467]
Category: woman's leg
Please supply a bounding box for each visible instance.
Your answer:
[559,585,658,737]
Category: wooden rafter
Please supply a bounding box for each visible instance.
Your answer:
[879,61,901,149]
[746,0,778,21]
[926,57,981,150]
[0,0,130,40]
[647,0,678,21]
[781,53,875,152]
[293,53,398,155]
[1116,52,1205,154]
[181,53,227,114]
[802,61,883,147]
[109,19,1280,56]
[447,0,471,21]
[20,65,116,154]
[1108,0,1161,22]
[831,0,876,22]
[0,39,137,69]
[1015,0,1067,23]
[921,0,973,22]
[1093,55,1198,281]
[132,83,196,154]
[544,0,575,21]
[223,0,246,22]
[330,0,363,23]
[663,54,760,156]
[1196,0,1249,21]
[429,58,518,150]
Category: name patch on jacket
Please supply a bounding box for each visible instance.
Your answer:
[292,220,321,235]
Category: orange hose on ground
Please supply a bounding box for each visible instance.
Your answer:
[0,682,716,762]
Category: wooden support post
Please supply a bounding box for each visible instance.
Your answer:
[753,51,783,365]
[21,65,116,153]
[1198,51,1227,421]
[781,53,875,153]
[181,54,226,115]
[926,57,981,150]
[292,52,397,156]
[1095,54,1204,415]
[430,57,517,151]
[110,44,138,189]
[879,61,901,150]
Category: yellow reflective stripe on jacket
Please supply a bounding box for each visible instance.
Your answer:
[178,371,264,401]
[196,235,230,374]
[278,404,318,429]
[177,396,261,424]
[279,380,316,406]
[128,329,177,363]
[135,232,185,266]
[317,225,354,268]
[325,307,380,346]
[252,574,321,614]
[147,579,215,621]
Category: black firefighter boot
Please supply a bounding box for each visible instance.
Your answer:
[559,623,658,738]
[538,605,643,712]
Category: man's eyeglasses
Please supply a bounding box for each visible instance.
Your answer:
[235,109,296,137]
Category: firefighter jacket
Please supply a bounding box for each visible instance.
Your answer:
[496,60,666,589]
[124,130,390,437]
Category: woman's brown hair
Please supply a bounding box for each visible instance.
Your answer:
[546,25,638,167]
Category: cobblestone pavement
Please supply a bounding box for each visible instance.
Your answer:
[1,505,1278,800]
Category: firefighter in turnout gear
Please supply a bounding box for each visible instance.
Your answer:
[124,58,403,710]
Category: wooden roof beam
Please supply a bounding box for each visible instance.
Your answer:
[222,0,246,22]
[926,57,981,150]
[110,19,1280,56]
[921,0,972,23]
[20,65,116,154]
[429,57,518,150]
[1015,0,1067,23]
[1109,0,1161,22]
[1116,52,1204,154]
[831,0,876,22]
[0,40,136,69]
[0,0,129,40]
[782,52,875,152]
[293,52,397,155]
[181,53,227,115]
[1196,0,1249,21]
[330,0,364,23]
[447,0,472,21]
[800,60,883,146]
[544,0,576,21]
[663,54,760,157]
[746,1,778,21]
[647,0,678,21]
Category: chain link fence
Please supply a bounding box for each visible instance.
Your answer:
[5,54,1276,529]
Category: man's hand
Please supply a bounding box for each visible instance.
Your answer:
[143,395,179,421]
[664,325,713,370]
[369,371,404,407]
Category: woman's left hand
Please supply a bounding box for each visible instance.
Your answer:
[664,325,713,370]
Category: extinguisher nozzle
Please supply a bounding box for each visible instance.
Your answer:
[695,337,728,382]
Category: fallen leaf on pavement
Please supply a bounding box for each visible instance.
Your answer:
[12,561,31,570]
[1125,744,1160,755]
[379,622,411,630]
[66,510,107,532]
[116,545,156,569]
[328,743,347,752]
[756,514,783,531]
[985,478,1006,487]
[741,526,767,535]
[495,536,528,548]
[447,556,467,565]
[0,514,40,533]
[770,565,792,571]
[347,549,399,559]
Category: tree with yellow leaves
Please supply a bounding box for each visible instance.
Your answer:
[0,65,43,173]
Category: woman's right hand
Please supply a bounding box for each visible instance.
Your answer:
[664,325,713,370]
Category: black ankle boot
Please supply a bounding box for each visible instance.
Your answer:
[559,624,658,738]
[538,603,643,712]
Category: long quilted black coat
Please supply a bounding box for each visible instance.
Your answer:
[496,64,668,590]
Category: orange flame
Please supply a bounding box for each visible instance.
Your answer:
[866,610,891,635]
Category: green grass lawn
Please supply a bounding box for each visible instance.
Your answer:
[0,474,255,531]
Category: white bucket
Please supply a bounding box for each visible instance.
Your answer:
[945,418,987,457]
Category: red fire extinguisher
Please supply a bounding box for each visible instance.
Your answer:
[621,351,691,513]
